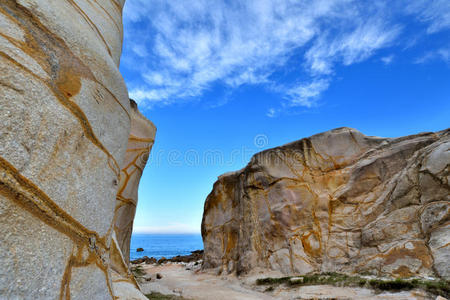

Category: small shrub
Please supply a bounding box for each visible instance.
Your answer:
[357,279,367,287]
[256,276,291,285]
[264,286,274,292]
[145,292,189,300]
[421,280,450,298]
[368,278,413,290]
[131,265,145,277]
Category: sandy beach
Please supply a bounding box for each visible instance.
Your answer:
[137,263,436,300]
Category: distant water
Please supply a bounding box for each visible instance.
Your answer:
[129,234,203,261]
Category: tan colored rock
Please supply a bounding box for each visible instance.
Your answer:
[0,1,152,299]
[202,127,450,279]
[114,100,156,264]
[109,99,156,295]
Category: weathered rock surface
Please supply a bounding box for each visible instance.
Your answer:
[114,99,156,263]
[202,127,450,279]
[0,1,153,299]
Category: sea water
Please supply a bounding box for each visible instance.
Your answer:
[129,234,203,261]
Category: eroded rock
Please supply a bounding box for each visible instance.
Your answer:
[114,99,156,263]
[202,127,450,279]
[0,1,154,299]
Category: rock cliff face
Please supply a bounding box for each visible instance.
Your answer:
[0,1,153,299]
[202,128,449,279]
[115,99,156,264]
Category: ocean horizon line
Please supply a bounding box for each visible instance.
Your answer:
[132,232,201,235]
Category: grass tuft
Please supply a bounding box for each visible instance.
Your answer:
[145,292,190,300]
[130,265,145,277]
[264,286,275,292]
[368,278,415,290]
[256,276,291,285]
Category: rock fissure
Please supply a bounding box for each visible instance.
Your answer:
[0,30,122,179]
[0,156,103,246]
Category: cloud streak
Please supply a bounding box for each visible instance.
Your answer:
[407,0,450,34]
[415,48,450,64]
[122,0,450,113]
[286,79,331,108]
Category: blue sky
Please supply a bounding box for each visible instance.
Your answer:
[120,0,450,234]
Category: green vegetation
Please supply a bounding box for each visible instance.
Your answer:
[256,276,291,285]
[145,292,190,300]
[130,265,145,277]
[256,272,450,298]
[264,286,275,292]
[366,278,450,297]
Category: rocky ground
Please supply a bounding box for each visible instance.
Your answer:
[131,250,204,265]
[131,260,447,300]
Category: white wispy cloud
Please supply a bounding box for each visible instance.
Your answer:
[381,55,395,65]
[266,108,277,118]
[131,44,148,57]
[415,48,450,64]
[407,0,450,34]
[305,20,401,75]
[286,79,330,108]
[122,0,450,112]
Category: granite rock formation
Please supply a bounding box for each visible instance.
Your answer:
[202,128,449,279]
[0,1,153,299]
[114,99,156,263]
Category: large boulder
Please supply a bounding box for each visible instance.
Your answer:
[0,1,152,299]
[202,127,449,279]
